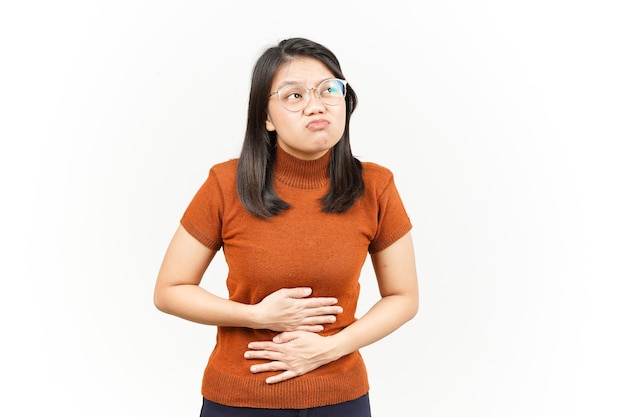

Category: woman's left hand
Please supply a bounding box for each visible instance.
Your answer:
[244,331,338,384]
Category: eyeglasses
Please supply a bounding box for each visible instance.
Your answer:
[268,78,348,112]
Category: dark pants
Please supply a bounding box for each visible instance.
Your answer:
[200,393,371,417]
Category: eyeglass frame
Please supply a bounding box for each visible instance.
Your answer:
[268,78,348,112]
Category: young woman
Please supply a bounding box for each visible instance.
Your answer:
[154,37,419,416]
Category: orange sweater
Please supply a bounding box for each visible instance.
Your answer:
[181,145,412,409]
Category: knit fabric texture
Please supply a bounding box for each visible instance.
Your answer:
[180,145,412,409]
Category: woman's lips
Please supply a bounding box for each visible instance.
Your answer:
[307,119,330,130]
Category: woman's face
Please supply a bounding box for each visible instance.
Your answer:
[266,57,346,161]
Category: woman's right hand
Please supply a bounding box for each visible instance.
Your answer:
[252,287,342,332]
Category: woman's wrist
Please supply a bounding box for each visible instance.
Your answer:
[244,302,263,329]
[325,332,350,363]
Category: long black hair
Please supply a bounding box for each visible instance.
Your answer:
[237,37,364,218]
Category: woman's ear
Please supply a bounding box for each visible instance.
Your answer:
[265,114,276,132]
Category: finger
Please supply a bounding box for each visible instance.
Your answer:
[280,287,312,299]
[266,370,298,384]
[298,315,334,325]
[244,350,282,361]
[249,361,286,374]
[273,331,300,343]
[310,305,343,315]
[247,341,278,351]
[305,316,335,326]
[298,312,340,325]
[300,297,339,307]
[295,324,324,332]
[303,307,342,320]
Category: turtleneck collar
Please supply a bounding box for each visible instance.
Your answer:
[273,144,331,190]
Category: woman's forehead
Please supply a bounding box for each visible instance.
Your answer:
[272,57,333,87]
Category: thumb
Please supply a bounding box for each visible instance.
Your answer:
[283,287,312,299]
[273,332,298,344]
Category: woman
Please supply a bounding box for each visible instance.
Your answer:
[154,37,419,416]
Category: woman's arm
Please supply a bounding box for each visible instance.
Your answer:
[245,231,419,383]
[154,225,343,332]
[332,231,419,351]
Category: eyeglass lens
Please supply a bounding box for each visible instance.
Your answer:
[277,79,346,112]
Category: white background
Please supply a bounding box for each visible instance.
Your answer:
[1,1,625,416]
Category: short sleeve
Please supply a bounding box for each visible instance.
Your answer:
[180,167,224,251]
[368,174,412,253]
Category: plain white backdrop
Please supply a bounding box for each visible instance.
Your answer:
[1,1,624,416]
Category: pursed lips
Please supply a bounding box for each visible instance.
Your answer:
[306,119,330,130]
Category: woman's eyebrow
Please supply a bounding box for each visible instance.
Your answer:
[274,77,333,89]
